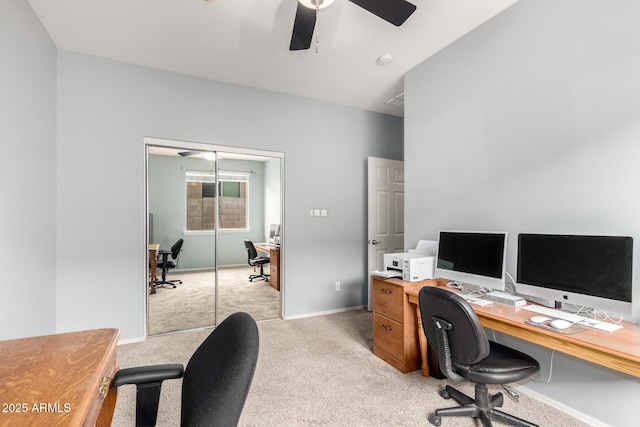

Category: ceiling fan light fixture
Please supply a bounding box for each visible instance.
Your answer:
[299,0,335,10]
[377,54,393,65]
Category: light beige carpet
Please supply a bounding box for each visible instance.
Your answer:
[149,267,280,335]
[114,309,590,427]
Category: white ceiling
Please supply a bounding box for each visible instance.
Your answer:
[28,0,518,117]
[148,145,271,162]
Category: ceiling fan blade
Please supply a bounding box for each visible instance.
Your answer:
[290,2,317,51]
[348,0,417,26]
[178,151,202,157]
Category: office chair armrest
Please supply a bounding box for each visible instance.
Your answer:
[113,364,184,427]
[113,363,184,387]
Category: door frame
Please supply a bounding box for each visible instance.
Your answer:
[144,137,285,337]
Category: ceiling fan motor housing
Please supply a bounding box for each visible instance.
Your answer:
[290,0,417,51]
[299,0,335,10]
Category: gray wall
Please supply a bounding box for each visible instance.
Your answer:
[405,0,640,425]
[148,154,268,268]
[0,0,57,340]
[2,1,402,342]
[52,51,402,339]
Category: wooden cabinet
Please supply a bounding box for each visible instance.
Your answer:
[269,247,280,291]
[372,277,421,373]
[254,243,281,291]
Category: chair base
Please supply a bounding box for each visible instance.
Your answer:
[154,278,182,289]
[428,384,538,427]
[248,264,269,282]
[249,274,269,282]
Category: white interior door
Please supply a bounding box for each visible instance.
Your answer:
[367,157,404,310]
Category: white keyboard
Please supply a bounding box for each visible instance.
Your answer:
[522,305,590,323]
[522,305,623,332]
[459,294,493,307]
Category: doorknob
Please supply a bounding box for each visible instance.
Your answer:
[370,240,379,245]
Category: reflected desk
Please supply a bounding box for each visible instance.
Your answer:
[0,328,120,426]
[374,276,640,379]
[149,243,159,294]
[254,243,281,291]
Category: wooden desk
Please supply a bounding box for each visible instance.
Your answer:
[374,276,640,379]
[149,243,159,294]
[0,328,120,427]
[254,243,280,291]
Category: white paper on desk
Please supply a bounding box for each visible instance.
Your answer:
[412,240,438,256]
[370,270,402,278]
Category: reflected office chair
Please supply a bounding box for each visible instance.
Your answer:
[113,312,260,427]
[154,238,184,289]
[419,286,540,427]
[244,240,270,282]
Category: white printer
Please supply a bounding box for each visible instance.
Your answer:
[383,252,435,282]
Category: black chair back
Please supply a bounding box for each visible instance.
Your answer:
[181,312,259,427]
[171,238,184,260]
[244,240,258,261]
[419,286,490,367]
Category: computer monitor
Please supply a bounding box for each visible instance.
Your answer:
[516,234,633,314]
[269,224,280,244]
[434,230,508,291]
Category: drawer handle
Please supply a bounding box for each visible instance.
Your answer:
[98,375,111,399]
[380,288,392,294]
[381,323,393,331]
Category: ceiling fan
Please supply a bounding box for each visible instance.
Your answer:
[290,0,417,51]
[179,151,216,160]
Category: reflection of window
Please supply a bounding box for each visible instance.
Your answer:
[186,171,249,231]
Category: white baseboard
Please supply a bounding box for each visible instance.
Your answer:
[518,385,610,427]
[172,264,246,273]
[284,306,366,320]
[117,336,145,346]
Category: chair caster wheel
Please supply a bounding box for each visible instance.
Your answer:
[439,389,451,399]
[428,414,442,426]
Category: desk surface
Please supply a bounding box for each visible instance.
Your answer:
[397,278,640,379]
[0,328,120,426]
[254,243,279,252]
[148,244,160,294]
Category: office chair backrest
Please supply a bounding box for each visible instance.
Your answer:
[171,238,184,260]
[181,312,259,427]
[419,286,490,367]
[244,239,258,260]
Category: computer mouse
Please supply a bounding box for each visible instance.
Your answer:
[549,319,572,330]
[529,316,552,324]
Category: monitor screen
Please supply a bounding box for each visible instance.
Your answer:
[517,234,633,313]
[434,231,507,291]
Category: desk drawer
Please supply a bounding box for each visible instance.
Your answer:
[88,349,118,426]
[373,280,403,321]
[374,345,406,373]
[373,313,403,359]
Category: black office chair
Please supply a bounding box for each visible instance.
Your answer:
[154,238,184,289]
[113,312,260,427]
[419,286,540,427]
[244,239,270,282]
